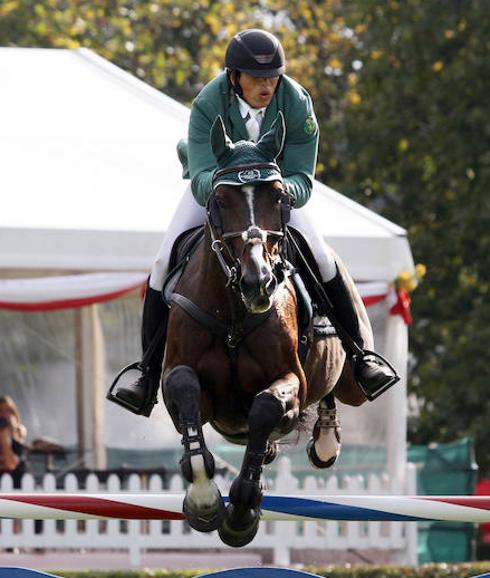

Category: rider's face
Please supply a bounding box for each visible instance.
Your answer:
[238,72,279,109]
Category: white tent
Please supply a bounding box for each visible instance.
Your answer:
[0,47,412,280]
[0,47,413,481]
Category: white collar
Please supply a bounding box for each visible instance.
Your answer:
[236,95,266,119]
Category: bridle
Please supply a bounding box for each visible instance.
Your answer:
[207,162,292,289]
[165,161,293,357]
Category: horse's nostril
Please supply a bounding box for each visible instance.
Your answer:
[263,273,273,289]
[239,274,255,296]
[264,274,277,297]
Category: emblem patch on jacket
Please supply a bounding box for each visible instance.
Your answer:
[304,116,317,136]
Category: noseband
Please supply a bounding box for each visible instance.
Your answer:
[207,162,291,288]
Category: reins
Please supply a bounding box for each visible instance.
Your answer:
[171,162,292,357]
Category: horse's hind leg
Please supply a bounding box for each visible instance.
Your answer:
[306,392,341,469]
[219,373,300,547]
[163,365,224,532]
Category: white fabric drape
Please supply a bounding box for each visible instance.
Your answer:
[0,273,393,312]
[0,272,147,311]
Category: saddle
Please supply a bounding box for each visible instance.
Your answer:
[162,225,205,304]
[162,225,335,365]
[285,227,337,364]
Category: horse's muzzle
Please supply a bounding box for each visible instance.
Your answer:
[240,270,277,313]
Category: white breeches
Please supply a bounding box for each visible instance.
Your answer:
[149,183,338,291]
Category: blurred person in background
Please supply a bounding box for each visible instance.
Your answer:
[0,395,28,487]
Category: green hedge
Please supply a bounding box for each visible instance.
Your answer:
[52,562,490,578]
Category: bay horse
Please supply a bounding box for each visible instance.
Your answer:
[162,113,371,547]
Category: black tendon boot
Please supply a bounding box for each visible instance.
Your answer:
[322,267,398,400]
[110,280,168,416]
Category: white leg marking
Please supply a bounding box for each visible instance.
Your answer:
[185,427,218,508]
[315,430,341,462]
[314,404,341,462]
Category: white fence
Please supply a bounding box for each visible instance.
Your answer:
[0,457,418,566]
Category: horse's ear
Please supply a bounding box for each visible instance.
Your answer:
[256,111,286,160]
[210,115,233,162]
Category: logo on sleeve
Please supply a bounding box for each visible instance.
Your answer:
[304,116,317,136]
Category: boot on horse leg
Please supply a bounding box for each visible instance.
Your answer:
[323,265,397,399]
[219,378,299,547]
[109,279,167,416]
[307,392,341,469]
[163,365,225,532]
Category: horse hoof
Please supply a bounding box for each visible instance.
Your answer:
[263,441,278,465]
[183,481,225,532]
[218,503,260,547]
[306,437,339,469]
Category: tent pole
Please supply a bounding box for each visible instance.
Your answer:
[74,309,86,466]
[73,305,107,470]
[384,312,408,485]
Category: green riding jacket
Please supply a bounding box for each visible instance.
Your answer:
[187,72,319,208]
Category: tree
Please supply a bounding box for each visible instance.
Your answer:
[315,0,490,474]
[0,0,253,102]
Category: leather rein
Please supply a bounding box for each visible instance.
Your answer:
[170,162,292,353]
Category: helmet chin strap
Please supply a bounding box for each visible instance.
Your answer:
[227,69,243,97]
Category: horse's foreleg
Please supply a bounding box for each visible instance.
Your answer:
[219,373,300,547]
[163,365,224,532]
[306,392,341,469]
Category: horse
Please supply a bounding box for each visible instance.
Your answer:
[161,113,371,547]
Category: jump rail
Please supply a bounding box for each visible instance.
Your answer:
[1,493,489,523]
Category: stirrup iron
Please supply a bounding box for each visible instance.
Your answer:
[353,350,400,401]
[106,361,158,417]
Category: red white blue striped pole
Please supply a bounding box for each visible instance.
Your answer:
[0,494,489,523]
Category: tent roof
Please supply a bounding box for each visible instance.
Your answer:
[0,47,413,281]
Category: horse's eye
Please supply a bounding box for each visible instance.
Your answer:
[214,195,227,208]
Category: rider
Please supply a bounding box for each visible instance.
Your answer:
[111,28,395,416]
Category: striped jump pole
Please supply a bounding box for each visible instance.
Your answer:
[0,493,489,523]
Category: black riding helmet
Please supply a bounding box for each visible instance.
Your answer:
[225,29,286,78]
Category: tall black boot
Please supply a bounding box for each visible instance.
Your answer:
[322,267,398,400]
[110,280,168,416]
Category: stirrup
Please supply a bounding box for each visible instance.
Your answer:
[106,361,158,417]
[353,350,400,402]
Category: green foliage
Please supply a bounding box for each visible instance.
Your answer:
[318,0,490,476]
[1,0,489,473]
[51,563,490,578]
[0,0,249,102]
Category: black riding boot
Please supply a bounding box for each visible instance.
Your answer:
[322,267,397,400]
[112,281,168,416]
